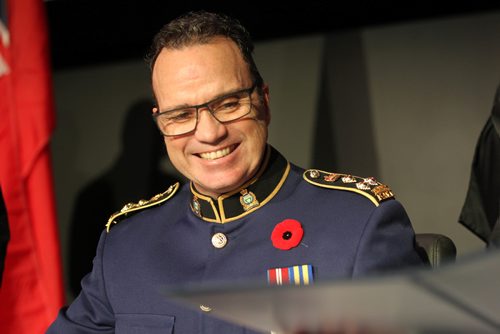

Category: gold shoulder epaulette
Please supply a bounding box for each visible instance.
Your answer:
[105,182,180,232]
[303,169,394,206]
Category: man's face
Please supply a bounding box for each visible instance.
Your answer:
[152,37,270,198]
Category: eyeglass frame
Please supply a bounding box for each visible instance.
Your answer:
[152,82,259,137]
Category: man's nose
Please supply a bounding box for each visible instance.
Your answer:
[193,108,228,143]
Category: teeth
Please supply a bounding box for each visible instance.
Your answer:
[199,146,233,160]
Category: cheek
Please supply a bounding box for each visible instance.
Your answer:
[164,139,185,168]
[249,120,268,145]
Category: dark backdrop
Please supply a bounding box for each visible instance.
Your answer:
[46,1,500,70]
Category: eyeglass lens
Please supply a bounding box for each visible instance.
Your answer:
[155,87,254,136]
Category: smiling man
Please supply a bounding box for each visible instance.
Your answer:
[151,36,270,199]
[48,11,427,334]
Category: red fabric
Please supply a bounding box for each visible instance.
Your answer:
[0,0,65,333]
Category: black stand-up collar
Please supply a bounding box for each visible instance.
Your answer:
[189,146,290,223]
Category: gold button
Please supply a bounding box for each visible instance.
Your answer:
[200,304,212,312]
[211,232,227,249]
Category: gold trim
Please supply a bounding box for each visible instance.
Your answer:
[190,183,221,223]
[218,146,271,198]
[217,146,272,221]
[219,162,290,223]
[303,170,380,206]
[106,182,180,232]
[187,146,290,223]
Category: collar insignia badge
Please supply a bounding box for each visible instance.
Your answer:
[240,189,259,211]
[192,196,202,217]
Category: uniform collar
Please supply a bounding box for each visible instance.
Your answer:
[189,145,290,223]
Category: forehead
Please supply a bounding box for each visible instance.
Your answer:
[152,37,252,108]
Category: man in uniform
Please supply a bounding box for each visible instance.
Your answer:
[48,11,427,333]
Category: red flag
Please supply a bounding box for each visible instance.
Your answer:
[0,0,65,333]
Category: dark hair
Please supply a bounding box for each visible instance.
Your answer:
[146,11,263,87]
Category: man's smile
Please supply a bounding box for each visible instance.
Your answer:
[198,144,237,160]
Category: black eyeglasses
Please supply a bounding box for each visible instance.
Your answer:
[153,83,257,136]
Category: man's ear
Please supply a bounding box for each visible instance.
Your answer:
[261,84,271,125]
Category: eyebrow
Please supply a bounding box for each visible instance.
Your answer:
[160,86,250,114]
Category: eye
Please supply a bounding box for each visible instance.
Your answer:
[165,109,196,122]
[212,95,241,113]
[219,101,240,111]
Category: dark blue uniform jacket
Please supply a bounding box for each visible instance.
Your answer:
[48,147,426,333]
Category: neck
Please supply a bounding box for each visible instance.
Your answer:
[192,145,270,200]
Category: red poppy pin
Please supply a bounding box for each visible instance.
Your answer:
[271,219,304,250]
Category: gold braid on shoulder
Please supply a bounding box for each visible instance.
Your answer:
[105,182,180,232]
[303,169,394,206]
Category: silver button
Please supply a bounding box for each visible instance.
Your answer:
[211,232,227,248]
[200,304,212,312]
[309,169,320,179]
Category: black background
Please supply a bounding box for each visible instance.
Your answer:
[46,1,500,70]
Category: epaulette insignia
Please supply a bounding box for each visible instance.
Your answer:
[303,170,394,206]
[105,182,180,232]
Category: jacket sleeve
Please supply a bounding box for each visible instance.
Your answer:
[46,230,115,333]
[352,199,428,277]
